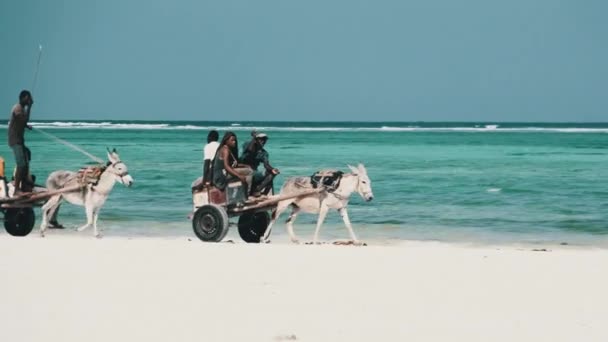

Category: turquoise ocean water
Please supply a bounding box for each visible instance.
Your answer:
[1,121,607,246]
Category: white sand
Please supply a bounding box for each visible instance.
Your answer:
[1,235,607,342]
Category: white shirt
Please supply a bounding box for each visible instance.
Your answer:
[203,141,220,161]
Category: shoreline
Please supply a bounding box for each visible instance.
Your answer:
[3,228,607,250]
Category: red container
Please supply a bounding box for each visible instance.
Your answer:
[209,187,226,205]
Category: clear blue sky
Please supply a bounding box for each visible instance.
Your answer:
[1,0,606,121]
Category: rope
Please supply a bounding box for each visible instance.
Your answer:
[33,127,105,164]
[26,45,104,165]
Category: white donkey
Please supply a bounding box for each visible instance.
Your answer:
[40,149,134,238]
[262,164,374,244]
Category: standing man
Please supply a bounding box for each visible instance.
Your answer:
[239,131,279,196]
[8,90,33,194]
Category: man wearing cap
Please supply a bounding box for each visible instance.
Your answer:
[239,131,280,196]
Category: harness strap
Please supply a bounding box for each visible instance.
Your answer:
[77,165,106,186]
[310,170,344,193]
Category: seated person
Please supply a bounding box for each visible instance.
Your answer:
[202,130,219,185]
[239,131,279,196]
[212,132,253,194]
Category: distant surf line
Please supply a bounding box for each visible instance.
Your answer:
[0,122,605,133]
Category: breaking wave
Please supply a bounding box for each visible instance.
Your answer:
[2,122,605,133]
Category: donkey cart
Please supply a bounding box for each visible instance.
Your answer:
[191,181,321,243]
[1,179,82,237]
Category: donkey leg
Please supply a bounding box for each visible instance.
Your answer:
[286,206,301,244]
[260,200,291,243]
[48,202,64,228]
[93,207,102,238]
[338,207,361,244]
[78,204,94,232]
[312,205,329,244]
[40,195,61,237]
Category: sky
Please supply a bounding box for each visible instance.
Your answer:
[1,0,606,122]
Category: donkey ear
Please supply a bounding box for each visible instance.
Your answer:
[107,150,118,163]
[347,164,359,174]
[112,148,117,153]
[358,163,367,173]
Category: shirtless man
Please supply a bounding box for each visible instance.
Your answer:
[8,90,34,194]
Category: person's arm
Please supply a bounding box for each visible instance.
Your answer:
[261,151,279,174]
[263,161,274,173]
[24,102,32,130]
[11,106,28,131]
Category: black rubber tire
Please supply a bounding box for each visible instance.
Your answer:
[238,211,271,243]
[192,204,230,242]
[4,207,36,237]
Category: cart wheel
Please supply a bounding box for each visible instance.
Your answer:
[4,208,36,237]
[238,212,270,243]
[192,204,229,242]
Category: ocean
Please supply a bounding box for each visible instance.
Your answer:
[1,121,607,246]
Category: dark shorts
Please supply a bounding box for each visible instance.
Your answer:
[11,144,28,168]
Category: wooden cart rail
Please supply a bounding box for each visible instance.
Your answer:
[231,188,324,213]
[1,184,84,208]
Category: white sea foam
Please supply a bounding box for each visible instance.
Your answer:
[28,122,170,129]
[2,122,605,133]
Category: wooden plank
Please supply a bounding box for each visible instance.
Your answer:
[0,184,84,204]
[231,188,323,213]
[1,202,44,209]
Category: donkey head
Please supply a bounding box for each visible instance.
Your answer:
[348,164,373,202]
[106,148,134,187]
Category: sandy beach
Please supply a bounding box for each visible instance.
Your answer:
[1,235,607,342]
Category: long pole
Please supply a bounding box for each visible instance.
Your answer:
[31,44,43,92]
[27,43,105,164]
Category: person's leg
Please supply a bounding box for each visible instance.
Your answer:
[23,146,33,192]
[255,172,276,195]
[11,145,27,194]
[233,167,253,195]
[21,164,32,192]
[250,170,265,195]
[49,203,65,229]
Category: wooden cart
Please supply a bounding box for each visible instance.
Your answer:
[191,181,321,243]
